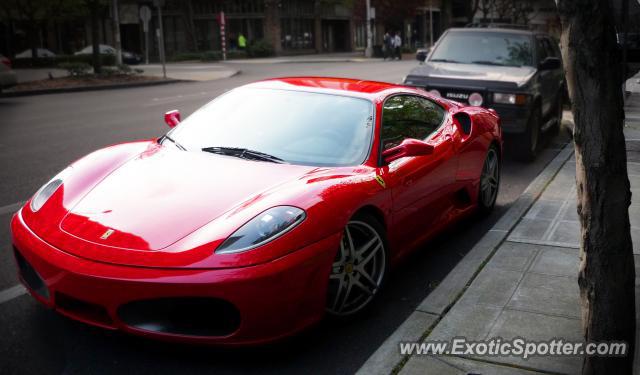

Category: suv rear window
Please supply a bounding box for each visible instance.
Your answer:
[430,30,534,67]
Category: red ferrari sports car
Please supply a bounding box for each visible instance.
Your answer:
[11,77,501,345]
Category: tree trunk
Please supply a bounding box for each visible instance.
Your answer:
[264,0,281,55]
[556,0,636,373]
[184,0,198,53]
[88,0,101,74]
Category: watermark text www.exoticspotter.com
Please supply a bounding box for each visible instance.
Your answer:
[399,337,628,359]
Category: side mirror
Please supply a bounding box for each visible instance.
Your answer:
[539,57,561,70]
[164,109,181,128]
[382,139,434,163]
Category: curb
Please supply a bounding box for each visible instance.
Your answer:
[0,78,182,98]
[356,143,575,375]
[223,58,371,64]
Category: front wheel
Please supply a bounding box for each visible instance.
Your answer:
[326,214,388,317]
[478,146,500,215]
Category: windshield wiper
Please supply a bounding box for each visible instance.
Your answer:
[471,60,506,66]
[162,135,186,151]
[201,146,286,164]
[429,58,460,63]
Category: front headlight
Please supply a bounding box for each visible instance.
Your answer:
[30,167,72,212]
[493,93,528,105]
[216,206,306,254]
[468,92,483,106]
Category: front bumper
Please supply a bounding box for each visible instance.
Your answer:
[10,210,339,345]
[491,103,532,134]
[403,79,532,134]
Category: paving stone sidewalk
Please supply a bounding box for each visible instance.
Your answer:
[360,79,640,375]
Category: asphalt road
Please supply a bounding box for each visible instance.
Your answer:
[0,59,569,375]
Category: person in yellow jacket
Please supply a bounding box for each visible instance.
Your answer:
[238,33,247,50]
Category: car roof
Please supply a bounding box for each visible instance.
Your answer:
[240,77,417,100]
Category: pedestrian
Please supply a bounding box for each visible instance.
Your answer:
[393,32,402,60]
[238,33,247,50]
[383,31,392,60]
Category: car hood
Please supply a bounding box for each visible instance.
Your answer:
[60,145,317,252]
[407,62,536,87]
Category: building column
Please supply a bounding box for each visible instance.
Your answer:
[314,0,322,52]
[264,0,282,54]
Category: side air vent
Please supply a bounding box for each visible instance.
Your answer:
[453,112,472,135]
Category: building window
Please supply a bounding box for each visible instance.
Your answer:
[281,0,314,16]
[281,18,314,50]
[354,21,366,49]
[195,19,219,51]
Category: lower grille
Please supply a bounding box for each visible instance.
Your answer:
[118,297,241,337]
[56,292,114,328]
[13,247,49,299]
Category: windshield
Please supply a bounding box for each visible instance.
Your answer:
[430,31,533,67]
[168,88,375,167]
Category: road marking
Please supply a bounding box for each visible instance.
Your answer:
[0,201,24,216]
[0,284,26,305]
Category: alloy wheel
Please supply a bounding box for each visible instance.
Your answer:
[326,220,386,316]
[480,148,499,208]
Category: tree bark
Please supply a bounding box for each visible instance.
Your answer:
[556,0,636,373]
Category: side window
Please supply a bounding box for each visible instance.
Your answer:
[381,95,445,151]
[536,37,548,62]
[542,38,557,58]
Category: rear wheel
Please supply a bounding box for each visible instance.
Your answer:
[326,214,388,317]
[514,106,541,162]
[478,146,500,215]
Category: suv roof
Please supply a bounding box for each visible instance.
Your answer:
[466,22,530,30]
[451,26,541,36]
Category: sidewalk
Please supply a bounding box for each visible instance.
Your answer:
[13,63,239,84]
[137,62,239,81]
[222,51,415,64]
[224,51,369,64]
[359,79,640,374]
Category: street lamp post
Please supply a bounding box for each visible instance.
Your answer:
[154,0,166,79]
[365,0,373,57]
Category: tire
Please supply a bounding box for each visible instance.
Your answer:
[514,106,541,162]
[326,213,389,317]
[478,145,500,215]
[548,93,564,136]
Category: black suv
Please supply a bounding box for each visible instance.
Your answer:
[404,27,564,160]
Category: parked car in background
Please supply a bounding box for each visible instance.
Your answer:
[404,26,565,161]
[75,44,142,65]
[0,54,17,92]
[15,48,57,58]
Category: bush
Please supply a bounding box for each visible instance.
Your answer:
[170,52,203,62]
[200,50,222,61]
[226,50,247,59]
[401,45,416,54]
[58,62,92,76]
[13,54,116,69]
[247,40,274,58]
[99,64,135,76]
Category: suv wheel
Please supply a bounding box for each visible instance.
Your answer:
[548,92,564,135]
[514,106,541,162]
